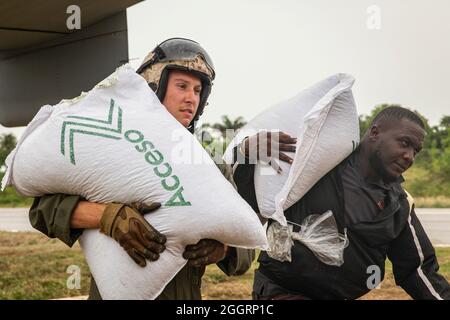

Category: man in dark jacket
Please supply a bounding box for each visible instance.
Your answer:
[29,38,254,300]
[233,106,450,300]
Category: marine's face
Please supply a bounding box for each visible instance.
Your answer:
[369,118,425,181]
[162,70,202,127]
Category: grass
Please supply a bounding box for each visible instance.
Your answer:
[0,232,91,299]
[0,231,449,300]
[360,248,450,300]
[403,166,450,199]
[0,187,33,208]
[415,197,450,208]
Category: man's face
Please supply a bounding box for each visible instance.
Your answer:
[369,118,425,182]
[162,70,202,127]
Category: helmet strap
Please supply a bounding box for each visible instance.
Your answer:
[156,68,169,103]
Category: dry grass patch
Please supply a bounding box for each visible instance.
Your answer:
[1,232,448,300]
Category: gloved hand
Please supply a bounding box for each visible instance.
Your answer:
[99,202,166,267]
[183,239,228,267]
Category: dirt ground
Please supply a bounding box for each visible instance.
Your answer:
[201,262,414,300]
[1,232,448,300]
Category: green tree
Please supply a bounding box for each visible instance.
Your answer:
[430,121,450,181]
[439,116,450,128]
[197,115,247,158]
[426,116,450,150]
[0,133,17,168]
[210,115,247,139]
[0,133,34,207]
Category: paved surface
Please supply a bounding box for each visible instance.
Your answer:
[0,208,35,232]
[0,208,449,245]
[414,208,450,246]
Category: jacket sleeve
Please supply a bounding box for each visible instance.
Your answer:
[29,194,84,247]
[387,207,450,300]
[233,163,258,212]
[214,147,257,276]
[215,160,257,276]
[215,162,237,189]
[217,247,256,276]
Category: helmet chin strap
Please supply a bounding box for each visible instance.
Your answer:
[155,68,169,103]
[187,123,196,134]
[187,112,201,134]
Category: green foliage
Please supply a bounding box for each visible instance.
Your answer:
[403,166,450,197]
[0,172,33,207]
[0,133,17,168]
[0,187,33,207]
[429,119,450,176]
[0,133,34,207]
[414,196,450,208]
[197,115,247,158]
[212,115,246,137]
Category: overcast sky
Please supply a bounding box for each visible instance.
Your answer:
[1,0,449,137]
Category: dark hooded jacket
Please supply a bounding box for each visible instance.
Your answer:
[234,151,450,300]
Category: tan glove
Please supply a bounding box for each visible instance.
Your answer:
[100,202,166,267]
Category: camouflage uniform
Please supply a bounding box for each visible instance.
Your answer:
[29,38,255,299]
[29,162,254,300]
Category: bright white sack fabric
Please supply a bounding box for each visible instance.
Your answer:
[224,74,359,226]
[1,65,267,299]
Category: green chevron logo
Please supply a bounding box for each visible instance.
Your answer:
[60,98,123,164]
[60,98,191,206]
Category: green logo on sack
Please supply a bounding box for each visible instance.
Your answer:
[61,99,123,165]
[60,98,191,207]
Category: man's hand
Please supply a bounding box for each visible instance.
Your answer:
[183,239,228,267]
[241,131,296,172]
[99,202,166,267]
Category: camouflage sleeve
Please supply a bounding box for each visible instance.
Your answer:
[29,194,83,247]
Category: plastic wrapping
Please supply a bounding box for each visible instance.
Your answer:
[267,210,348,266]
[267,221,294,262]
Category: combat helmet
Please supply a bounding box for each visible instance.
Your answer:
[136,38,215,132]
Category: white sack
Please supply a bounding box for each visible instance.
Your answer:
[1,65,267,299]
[224,74,359,226]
